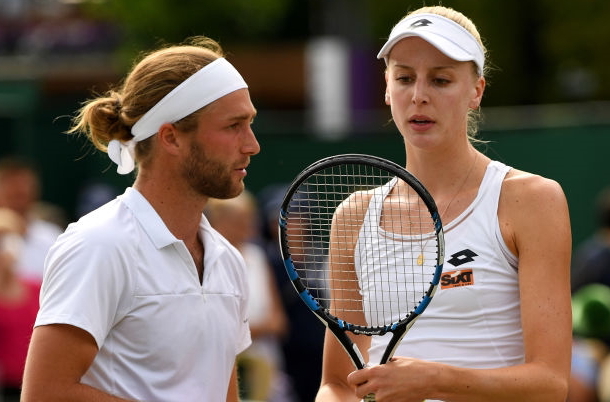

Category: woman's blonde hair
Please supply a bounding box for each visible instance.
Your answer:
[67,36,225,169]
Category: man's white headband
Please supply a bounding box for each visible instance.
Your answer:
[108,57,248,174]
[377,13,485,76]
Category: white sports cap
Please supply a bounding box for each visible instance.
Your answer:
[377,13,485,76]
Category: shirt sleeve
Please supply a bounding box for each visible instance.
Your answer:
[35,224,135,348]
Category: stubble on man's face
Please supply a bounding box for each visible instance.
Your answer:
[182,140,243,200]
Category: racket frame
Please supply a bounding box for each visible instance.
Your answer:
[278,153,445,370]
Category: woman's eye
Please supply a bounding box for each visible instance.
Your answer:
[433,78,451,85]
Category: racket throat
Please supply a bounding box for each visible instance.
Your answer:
[329,322,368,370]
[345,340,367,370]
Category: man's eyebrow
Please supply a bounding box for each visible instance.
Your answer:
[229,110,257,121]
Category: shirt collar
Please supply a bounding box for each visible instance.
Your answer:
[120,188,229,265]
[120,187,180,249]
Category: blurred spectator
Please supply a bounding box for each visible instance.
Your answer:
[205,190,295,402]
[569,284,610,402]
[31,200,68,231]
[570,337,603,402]
[569,188,610,402]
[0,156,62,283]
[16,1,120,58]
[258,183,326,402]
[0,207,41,402]
[74,180,120,219]
[571,187,610,294]
[0,0,119,57]
[0,0,27,54]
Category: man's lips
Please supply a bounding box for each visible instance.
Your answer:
[235,163,249,176]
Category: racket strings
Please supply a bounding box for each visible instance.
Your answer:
[285,163,440,329]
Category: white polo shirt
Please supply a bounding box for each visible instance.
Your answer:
[36,187,251,401]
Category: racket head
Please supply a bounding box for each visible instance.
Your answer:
[278,154,444,366]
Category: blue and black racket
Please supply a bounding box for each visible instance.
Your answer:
[278,154,444,401]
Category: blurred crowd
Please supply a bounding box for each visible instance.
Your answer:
[0,0,119,58]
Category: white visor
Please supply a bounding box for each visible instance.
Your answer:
[377,13,485,76]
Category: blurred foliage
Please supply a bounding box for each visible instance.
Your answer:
[83,0,292,41]
[81,0,295,66]
[365,0,610,105]
[540,0,610,101]
[81,0,610,106]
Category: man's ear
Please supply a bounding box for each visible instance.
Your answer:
[156,123,181,156]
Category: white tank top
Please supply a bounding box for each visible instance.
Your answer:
[360,161,524,369]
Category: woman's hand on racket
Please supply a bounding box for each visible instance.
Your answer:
[348,357,435,402]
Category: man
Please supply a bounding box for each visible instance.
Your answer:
[21,36,259,401]
[0,156,63,282]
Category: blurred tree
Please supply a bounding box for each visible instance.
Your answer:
[79,0,609,105]
[540,0,610,101]
[363,0,551,106]
[81,0,293,65]
[363,0,610,105]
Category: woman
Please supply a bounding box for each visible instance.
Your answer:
[316,6,572,402]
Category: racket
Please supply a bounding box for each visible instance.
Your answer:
[278,154,444,401]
